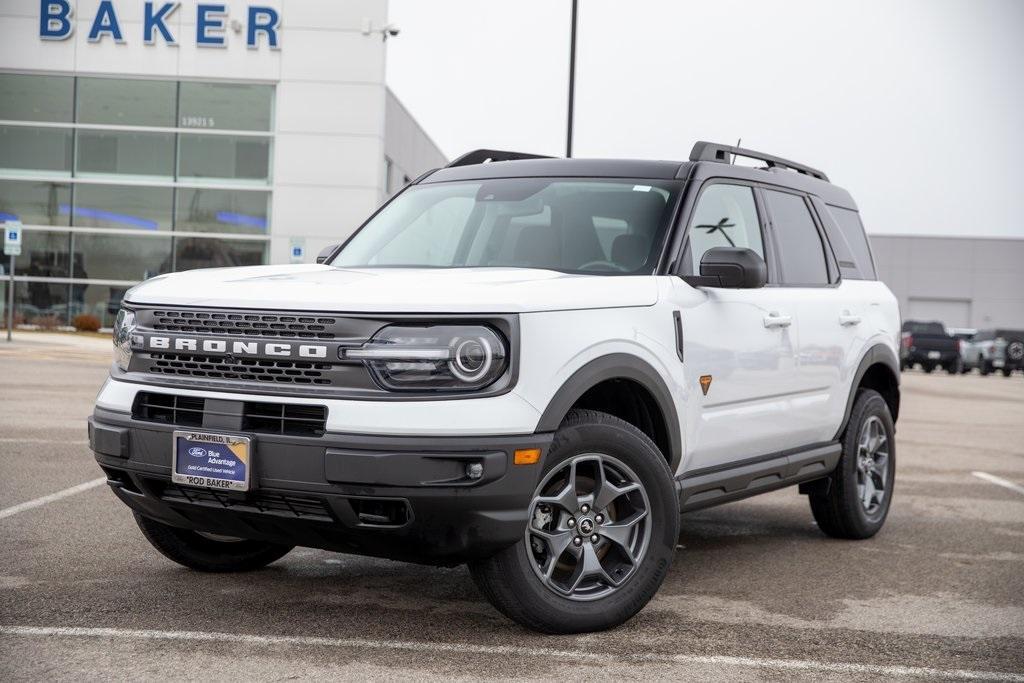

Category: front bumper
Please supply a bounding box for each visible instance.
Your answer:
[89,407,552,566]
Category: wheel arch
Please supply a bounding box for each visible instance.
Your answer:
[535,353,682,472]
[834,343,901,440]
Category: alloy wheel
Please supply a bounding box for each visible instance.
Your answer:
[856,415,890,515]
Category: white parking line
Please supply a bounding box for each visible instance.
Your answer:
[1,625,1021,681]
[0,478,106,520]
[972,471,1024,496]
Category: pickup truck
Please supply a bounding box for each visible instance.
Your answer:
[900,321,961,374]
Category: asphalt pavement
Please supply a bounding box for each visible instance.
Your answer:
[1,331,1022,681]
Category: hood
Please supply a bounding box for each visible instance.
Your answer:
[124,264,659,313]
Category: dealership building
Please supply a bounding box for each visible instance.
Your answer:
[0,0,445,327]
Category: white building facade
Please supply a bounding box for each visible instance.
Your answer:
[0,0,445,326]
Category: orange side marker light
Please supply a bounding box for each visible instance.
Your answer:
[514,448,541,465]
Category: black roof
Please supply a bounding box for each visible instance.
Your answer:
[423,142,857,210]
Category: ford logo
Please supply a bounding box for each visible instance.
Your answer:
[188,446,208,458]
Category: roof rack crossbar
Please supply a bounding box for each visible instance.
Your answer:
[689,141,829,182]
[446,148,553,168]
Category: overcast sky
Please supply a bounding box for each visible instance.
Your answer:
[385,0,1024,238]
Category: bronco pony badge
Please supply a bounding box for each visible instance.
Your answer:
[699,375,713,396]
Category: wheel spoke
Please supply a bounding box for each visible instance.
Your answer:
[535,460,578,513]
[568,543,616,591]
[531,527,575,560]
[599,509,647,555]
[861,476,876,509]
[594,478,641,511]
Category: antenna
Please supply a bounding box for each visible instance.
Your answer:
[732,138,741,165]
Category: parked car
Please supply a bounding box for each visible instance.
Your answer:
[89,142,901,634]
[963,329,1024,376]
[900,320,960,373]
[948,328,977,374]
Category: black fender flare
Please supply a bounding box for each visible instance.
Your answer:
[535,353,682,471]
[833,343,900,440]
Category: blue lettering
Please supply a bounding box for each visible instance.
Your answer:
[247,6,280,49]
[196,4,226,47]
[144,2,179,45]
[88,0,124,43]
[39,0,73,40]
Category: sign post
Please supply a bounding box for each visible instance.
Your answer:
[3,221,22,342]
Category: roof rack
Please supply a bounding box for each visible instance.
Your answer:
[689,141,829,182]
[446,149,553,168]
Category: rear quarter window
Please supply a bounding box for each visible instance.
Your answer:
[823,205,876,280]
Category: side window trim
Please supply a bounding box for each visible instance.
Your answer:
[759,186,836,288]
[673,178,774,278]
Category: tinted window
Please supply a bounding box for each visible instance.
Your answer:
[764,190,828,285]
[684,184,764,275]
[826,205,876,279]
[178,82,274,132]
[902,321,946,335]
[0,74,74,123]
[76,77,176,127]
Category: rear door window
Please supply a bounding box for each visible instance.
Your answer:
[763,190,829,286]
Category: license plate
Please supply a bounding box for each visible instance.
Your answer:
[172,431,251,491]
[927,351,941,359]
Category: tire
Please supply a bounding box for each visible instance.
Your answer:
[809,389,895,540]
[134,512,293,572]
[469,409,679,634]
[1002,368,1013,377]
[922,363,934,374]
[980,359,991,376]
[945,362,959,375]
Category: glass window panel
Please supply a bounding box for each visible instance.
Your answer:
[76,129,175,178]
[72,233,172,281]
[178,82,273,131]
[76,77,176,127]
[0,180,71,226]
[684,184,765,275]
[75,283,131,328]
[175,188,270,234]
[174,237,266,271]
[764,190,829,285]
[72,184,173,231]
[0,126,72,174]
[0,73,74,123]
[14,230,71,278]
[178,134,270,181]
[14,280,71,326]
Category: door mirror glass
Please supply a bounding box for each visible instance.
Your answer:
[316,244,339,264]
[684,247,767,289]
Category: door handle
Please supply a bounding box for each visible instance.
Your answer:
[763,312,792,328]
[839,311,861,326]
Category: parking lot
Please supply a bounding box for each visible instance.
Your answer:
[1,333,1022,681]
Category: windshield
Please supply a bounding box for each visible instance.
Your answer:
[331,178,681,274]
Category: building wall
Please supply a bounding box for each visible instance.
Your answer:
[0,0,443,326]
[870,234,1024,329]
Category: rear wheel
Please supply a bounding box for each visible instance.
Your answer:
[134,513,293,572]
[809,389,895,539]
[922,363,934,374]
[1002,367,1013,377]
[946,360,961,375]
[980,359,992,376]
[469,409,678,634]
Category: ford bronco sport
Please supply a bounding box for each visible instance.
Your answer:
[90,142,900,634]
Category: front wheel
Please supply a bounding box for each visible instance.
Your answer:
[809,389,895,539]
[134,513,293,572]
[469,409,679,634]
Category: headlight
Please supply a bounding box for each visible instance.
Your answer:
[344,325,507,391]
[113,309,136,371]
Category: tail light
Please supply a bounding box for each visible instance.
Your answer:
[901,332,913,349]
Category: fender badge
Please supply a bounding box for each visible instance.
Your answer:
[699,375,713,396]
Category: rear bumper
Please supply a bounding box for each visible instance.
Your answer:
[901,349,959,365]
[89,407,552,566]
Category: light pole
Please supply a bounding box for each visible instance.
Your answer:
[566,0,578,158]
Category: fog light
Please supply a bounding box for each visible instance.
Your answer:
[465,462,484,480]
[514,448,541,465]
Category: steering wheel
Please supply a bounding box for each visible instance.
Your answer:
[578,260,629,273]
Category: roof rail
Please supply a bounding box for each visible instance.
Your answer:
[446,149,553,168]
[689,141,829,182]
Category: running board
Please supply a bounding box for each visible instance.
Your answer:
[677,442,841,512]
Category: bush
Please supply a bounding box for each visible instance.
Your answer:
[72,313,102,332]
[34,314,61,330]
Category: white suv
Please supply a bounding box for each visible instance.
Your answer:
[90,142,900,634]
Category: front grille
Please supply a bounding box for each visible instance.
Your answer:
[132,392,328,437]
[151,309,338,339]
[133,393,205,427]
[160,483,333,522]
[147,352,333,385]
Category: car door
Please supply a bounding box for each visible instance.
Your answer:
[761,187,848,445]
[667,181,804,474]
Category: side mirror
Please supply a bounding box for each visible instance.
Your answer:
[316,244,340,264]
[683,247,767,289]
